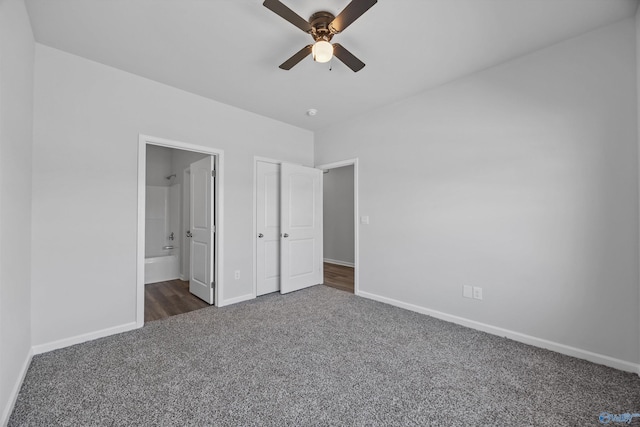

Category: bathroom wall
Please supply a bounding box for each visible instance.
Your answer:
[146,145,172,187]
[145,186,170,258]
[145,145,176,259]
[145,145,175,258]
[168,183,180,257]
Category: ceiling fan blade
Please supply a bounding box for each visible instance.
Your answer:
[329,0,377,33]
[263,0,312,33]
[332,43,365,72]
[279,45,313,70]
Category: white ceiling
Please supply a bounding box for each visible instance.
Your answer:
[25,0,638,131]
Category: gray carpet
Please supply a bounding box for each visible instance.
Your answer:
[9,285,640,426]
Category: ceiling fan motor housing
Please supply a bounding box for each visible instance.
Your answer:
[310,11,336,42]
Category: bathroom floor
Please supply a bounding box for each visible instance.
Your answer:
[144,279,210,322]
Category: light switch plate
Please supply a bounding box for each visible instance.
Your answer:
[360,216,370,225]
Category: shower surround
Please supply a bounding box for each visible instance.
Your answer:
[145,184,180,284]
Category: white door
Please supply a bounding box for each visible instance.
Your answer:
[280,163,323,294]
[256,161,281,295]
[189,156,215,304]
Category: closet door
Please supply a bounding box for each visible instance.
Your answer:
[256,161,281,295]
[280,163,323,294]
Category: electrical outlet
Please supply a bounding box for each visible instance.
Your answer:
[463,285,473,298]
[234,270,240,280]
[473,286,483,300]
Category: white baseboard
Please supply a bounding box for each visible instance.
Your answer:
[358,291,640,375]
[323,258,355,268]
[218,293,254,307]
[1,346,33,427]
[32,321,140,355]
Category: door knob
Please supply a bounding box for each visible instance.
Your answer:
[283,233,289,238]
[186,231,193,238]
[258,233,264,238]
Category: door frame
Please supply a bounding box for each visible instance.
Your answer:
[315,158,360,295]
[252,156,284,298]
[180,167,191,281]
[137,134,224,327]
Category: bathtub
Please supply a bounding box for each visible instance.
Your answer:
[145,254,179,284]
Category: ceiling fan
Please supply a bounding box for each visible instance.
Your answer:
[263,0,377,72]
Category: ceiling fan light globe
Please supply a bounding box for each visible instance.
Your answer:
[312,40,333,63]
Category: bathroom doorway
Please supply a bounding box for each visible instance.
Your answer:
[137,135,224,326]
[143,145,212,321]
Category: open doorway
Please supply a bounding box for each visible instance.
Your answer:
[143,145,212,321]
[137,135,224,327]
[317,159,359,294]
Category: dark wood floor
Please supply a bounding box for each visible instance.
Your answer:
[323,262,354,293]
[145,279,210,322]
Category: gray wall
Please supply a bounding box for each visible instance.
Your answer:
[30,44,314,348]
[316,19,639,365]
[323,165,354,265]
[146,145,173,187]
[637,0,640,370]
[0,0,34,422]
